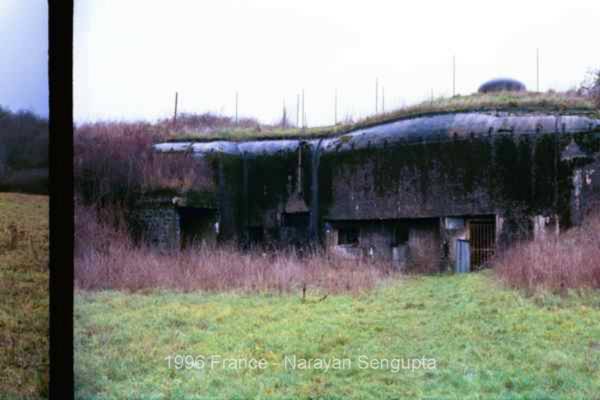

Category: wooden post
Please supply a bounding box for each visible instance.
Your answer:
[375,78,379,114]
[536,48,540,92]
[302,89,305,129]
[452,56,456,97]
[235,91,239,125]
[173,91,178,126]
[334,89,337,125]
[296,93,300,127]
[282,99,287,128]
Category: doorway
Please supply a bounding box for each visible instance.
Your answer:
[178,207,218,249]
[469,218,496,268]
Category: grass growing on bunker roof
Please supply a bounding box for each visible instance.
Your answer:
[166,91,598,142]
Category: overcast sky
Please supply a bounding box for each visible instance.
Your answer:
[73,0,600,126]
[0,1,48,117]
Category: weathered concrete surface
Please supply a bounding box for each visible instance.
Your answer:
[130,196,181,250]
[145,111,600,268]
[155,140,301,157]
[155,112,600,157]
[321,113,600,152]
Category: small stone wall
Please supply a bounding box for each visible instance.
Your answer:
[131,205,181,250]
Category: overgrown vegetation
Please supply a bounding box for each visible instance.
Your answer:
[75,201,395,294]
[75,273,600,399]
[167,90,598,142]
[74,90,599,151]
[579,68,600,109]
[494,211,600,293]
[0,106,48,194]
[0,193,49,399]
[407,234,441,274]
[74,122,213,208]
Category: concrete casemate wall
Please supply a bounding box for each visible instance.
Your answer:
[142,111,600,260]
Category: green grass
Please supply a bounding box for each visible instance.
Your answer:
[0,193,49,399]
[166,91,598,142]
[75,272,600,399]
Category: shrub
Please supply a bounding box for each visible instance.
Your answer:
[579,68,600,109]
[73,112,262,207]
[74,121,213,207]
[0,167,48,194]
[167,112,259,133]
[406,233,441,274]
[494,212,600,293]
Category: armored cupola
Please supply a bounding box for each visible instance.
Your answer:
[478,78,526,93]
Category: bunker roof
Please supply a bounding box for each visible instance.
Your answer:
[164,91,597,144]
[155,112,600,157]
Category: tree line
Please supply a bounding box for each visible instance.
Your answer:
[0,106,48,194]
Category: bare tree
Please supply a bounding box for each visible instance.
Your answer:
[580,68,600,108]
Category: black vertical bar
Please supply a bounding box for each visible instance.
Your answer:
[49,1,74,398]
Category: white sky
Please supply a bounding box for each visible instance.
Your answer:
[74,0,600,126]
[0,0,48,117]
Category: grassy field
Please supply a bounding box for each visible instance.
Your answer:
[0,193,49,399]
[74,272,600,400]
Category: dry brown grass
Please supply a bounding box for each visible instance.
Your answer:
[0,193,48,398]
[75,201,397,295]
[406,234,441,274]
[494,212,600,293]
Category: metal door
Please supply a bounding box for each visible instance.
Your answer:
[455,239,470,273]
[469,219,496,268]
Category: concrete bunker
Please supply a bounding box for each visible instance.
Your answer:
[140,109,600,272]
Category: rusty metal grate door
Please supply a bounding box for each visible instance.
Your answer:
[469,219,496,268]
